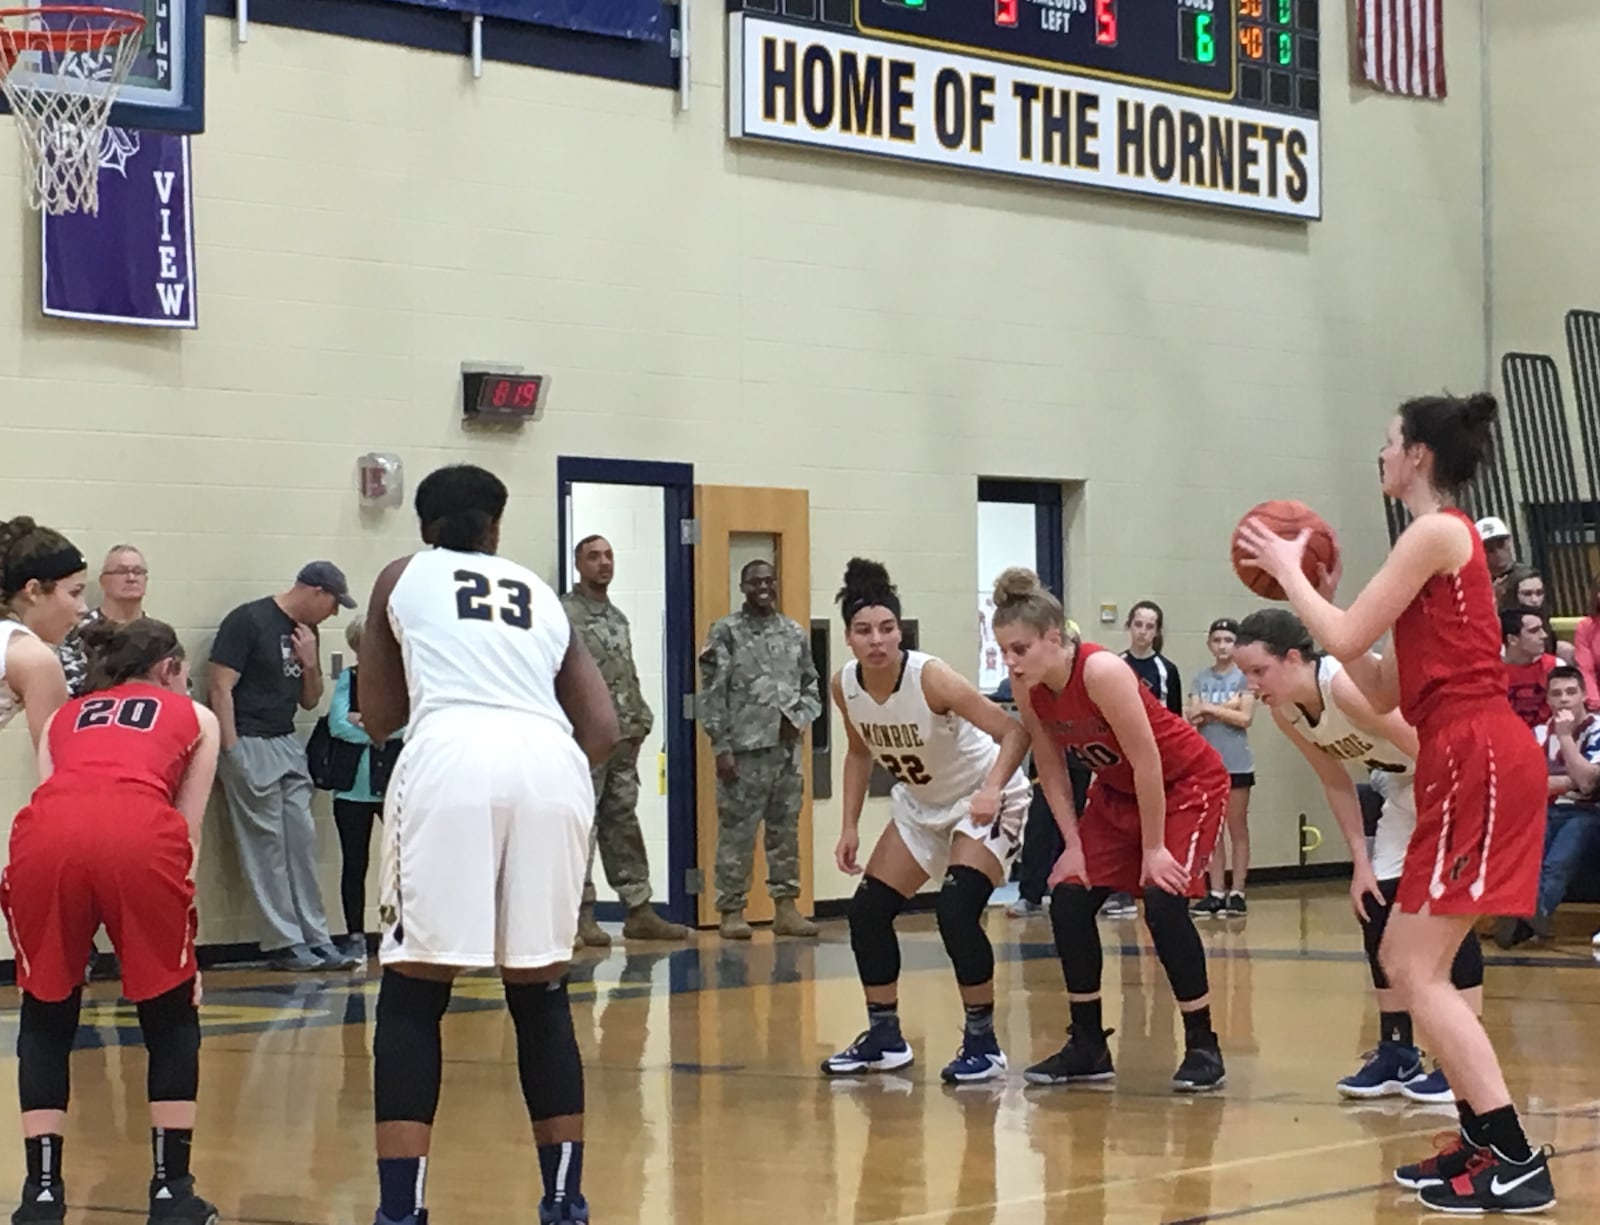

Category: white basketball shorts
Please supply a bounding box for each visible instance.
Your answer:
[378,707,595,970]
[1372,775,1418,882]
[892,772,1031,882]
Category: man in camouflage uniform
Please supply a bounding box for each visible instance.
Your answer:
[698,559,823,939]
[562,535,688,946]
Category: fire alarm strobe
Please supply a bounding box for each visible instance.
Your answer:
[461,362,550,422]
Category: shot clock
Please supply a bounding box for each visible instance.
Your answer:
[461,366,550,422]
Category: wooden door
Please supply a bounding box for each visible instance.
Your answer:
[692,485,813,928]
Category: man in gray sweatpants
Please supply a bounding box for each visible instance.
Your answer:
[210,562,360,971]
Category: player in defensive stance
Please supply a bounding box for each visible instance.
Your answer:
[991,569,1229,1093]
[5,618,221,1225]
[1237,393,1553,1213]
[821,559,1032,1083]
[0,516,85,746]
[358,465,619,1225]
[1232,608,1483,1104]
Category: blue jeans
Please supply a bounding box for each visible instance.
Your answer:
[1536,804,1600,918]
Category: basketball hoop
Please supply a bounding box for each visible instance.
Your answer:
[0,5,145,214]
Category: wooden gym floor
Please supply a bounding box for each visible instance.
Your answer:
[0,885,1596,1223]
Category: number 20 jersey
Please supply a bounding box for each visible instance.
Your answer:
[841,650,1016,809]
[1029,641,1217,794]
[387,547,573,737]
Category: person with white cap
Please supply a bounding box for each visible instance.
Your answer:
[1475,516,1519,606]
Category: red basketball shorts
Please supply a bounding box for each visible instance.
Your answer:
[1398,706,1547,916]
[3,790,197,1003]
[1081,762,1230,897]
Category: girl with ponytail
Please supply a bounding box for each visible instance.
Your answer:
[0,516,87,748]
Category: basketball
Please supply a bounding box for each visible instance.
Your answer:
[1231,500,1339,601]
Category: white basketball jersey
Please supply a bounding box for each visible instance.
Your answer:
[387,548,572,736]
[842,651,1000,809]
[1285,656,1414,779]
[0,620,35,731]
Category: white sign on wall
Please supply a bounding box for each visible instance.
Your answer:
[728,14,1322,221]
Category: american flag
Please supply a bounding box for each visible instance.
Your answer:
[1356,0,1447,99]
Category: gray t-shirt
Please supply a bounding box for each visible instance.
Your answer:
[1191,665,1253,774]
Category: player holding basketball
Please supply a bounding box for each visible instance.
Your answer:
[820,559,1032,1084]
[1232,608,1484,1105]
[358,465,618,1225]
[990,569,1229,1093]
[1236,392,1554,1213]
[0,517,86,746]
[5,618,220,1225]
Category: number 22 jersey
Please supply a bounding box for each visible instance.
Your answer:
[387,547,573,736]
[1029,642,1219,793]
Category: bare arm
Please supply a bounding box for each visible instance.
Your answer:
[207,663,240,751]
[1273,706,1373,865]
[297,630,325,710]
[556,633,621,766]
[920,658,1030,792]
[33,709,59,780]
[1243,513,1470,661]
[358,559,413,744]
[1204,691,1256,730]
[7,636,69,751]
[174,704,221,845]
[1082,654,1166,852]
[1016,695,1081,846]
[832,672,873,835]
[1340,648,1401,717]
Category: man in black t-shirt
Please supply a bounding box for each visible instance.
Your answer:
[209,561,360,971]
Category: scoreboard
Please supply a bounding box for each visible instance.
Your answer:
[858,0,1319,117]
[727,0,1323,219]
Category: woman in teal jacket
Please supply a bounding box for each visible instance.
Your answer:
[329,619,404,959]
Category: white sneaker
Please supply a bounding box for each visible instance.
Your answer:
[1007,898,1044,918]
[1592,928,1600,947]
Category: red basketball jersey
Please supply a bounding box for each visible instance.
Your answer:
[1029,642,1219,793]
[37,682,200,804]
[1393,508,1507,729]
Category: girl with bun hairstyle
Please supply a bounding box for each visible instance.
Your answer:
[821,559,1032,1084]
[1236,392,1553,1213]
[991,568,1229,1094]
[3,617,222,1223]
[0,516,87,748]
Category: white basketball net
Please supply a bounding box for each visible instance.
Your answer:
[0,8,143,214]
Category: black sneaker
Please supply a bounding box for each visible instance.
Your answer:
[147,1177,219,1224]
[1172,1042,1226,1093]
[1023,1027,1115,1085]
[11,1181,65,1224]
[1394,1130,1480,1189]
[1190,894,1224,917]
[1225,892,1247,916]
[1416,1144,1555,1214]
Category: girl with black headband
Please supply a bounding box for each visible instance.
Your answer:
[821,559,1032,1085]
[0,516,87,748]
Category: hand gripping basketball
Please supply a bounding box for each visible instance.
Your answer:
[1231,500,1340,601]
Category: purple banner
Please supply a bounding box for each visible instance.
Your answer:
[41,129,197,329]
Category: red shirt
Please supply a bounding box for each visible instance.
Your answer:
[1393,508,1509,730]
[1504,654,1559,728]
[36,681,200,804]
[1029,642,1219,794]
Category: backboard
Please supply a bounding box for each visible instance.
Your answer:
[0,0,203,131]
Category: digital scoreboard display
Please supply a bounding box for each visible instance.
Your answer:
[858,0,1319,116]
[726,0,1323,220]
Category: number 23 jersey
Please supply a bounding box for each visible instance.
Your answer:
[1029,641,1218,794]
[841,650,1023,809]
[387,547,573,736]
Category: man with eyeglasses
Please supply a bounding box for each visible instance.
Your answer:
[57,545,151,698]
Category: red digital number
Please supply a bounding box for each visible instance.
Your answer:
[514,380,537,408]
[491,379,510,408]
[1095,0,1116,46]
[994,0,1017,28]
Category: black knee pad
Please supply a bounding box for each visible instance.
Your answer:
[17,991,81,1113]
[849,876,908,989]
[1361,881,1399,990]
[373,969,453,1124]
[137,980,200,1103]
[936,866,996,987]
[1142,887,1210,1004]
[1449,926,1484,991]
[504,978,584,1122]
[1049,884,1108,994]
